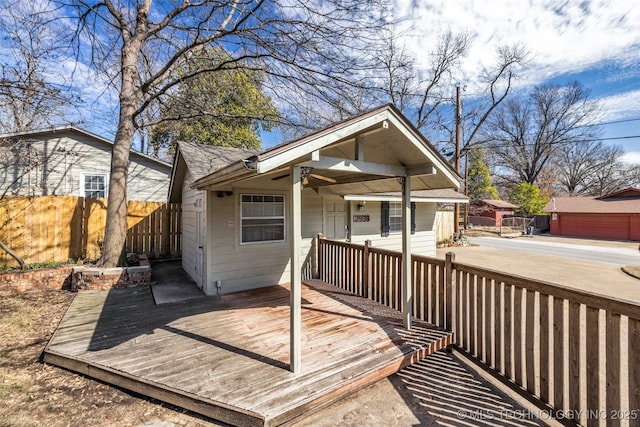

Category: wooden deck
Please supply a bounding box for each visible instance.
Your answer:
[44,279,453,426]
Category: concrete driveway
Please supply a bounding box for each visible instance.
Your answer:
[437,236,640,304]
[467,236,640,265]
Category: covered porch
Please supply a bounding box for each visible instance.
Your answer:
[44,279,453,426]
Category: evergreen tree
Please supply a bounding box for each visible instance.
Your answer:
[467,148,499,200]
[150,49,279,153]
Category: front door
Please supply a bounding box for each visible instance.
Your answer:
[324,197,347,240]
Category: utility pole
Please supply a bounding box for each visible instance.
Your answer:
[454,84,461,236]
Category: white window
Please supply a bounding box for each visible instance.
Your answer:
[389,202,402,232]
[80,173,108,198]
[240,194,285,243]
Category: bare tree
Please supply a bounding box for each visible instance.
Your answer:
[488,82,601,185]
[582,145,628,196]
[373,30,527,159]
[0,1,79,132]
[555,141,624,195]
[63,0,392,266]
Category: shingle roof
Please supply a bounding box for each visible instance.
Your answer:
[544,196,640,214]
[476,199,518,209]
[177,141,259,181]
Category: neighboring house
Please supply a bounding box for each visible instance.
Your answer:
[468,199,518,227]
[169,104,463,294]
[0,126,171,202]
[544,188,640,241]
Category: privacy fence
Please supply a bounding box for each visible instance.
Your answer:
[318,236,639,427]
[0,196,181,266]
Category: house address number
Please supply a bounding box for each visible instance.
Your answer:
[353,215,370,222]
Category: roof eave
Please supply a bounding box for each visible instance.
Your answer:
[191,160,256,190]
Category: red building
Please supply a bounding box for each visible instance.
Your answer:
[544,188,640,241]
[468,199,518,227]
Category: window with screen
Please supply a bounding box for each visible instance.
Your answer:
[240,194,285,243]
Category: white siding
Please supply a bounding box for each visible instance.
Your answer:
[0,131,170,201]
[181,170,206,286]
[205,188,318,294]
[349,201,437,257]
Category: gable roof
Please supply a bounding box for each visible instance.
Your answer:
[191,104,462,194]
[544,195,640,214]
[473,199,518,209]
[0,126,171,169]
[597,187,640,200]
[168,141,259,202]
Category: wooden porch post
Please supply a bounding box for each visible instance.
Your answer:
[290,165,302,373]
[401,176,412,329]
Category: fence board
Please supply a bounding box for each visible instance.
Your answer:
[0,196,181,266]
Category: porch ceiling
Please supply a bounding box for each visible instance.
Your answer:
[193,105,461,193]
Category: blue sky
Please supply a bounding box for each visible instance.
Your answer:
[391,0,640,163]
[26,0,639,163]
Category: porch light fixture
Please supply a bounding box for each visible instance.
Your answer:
[357,202,366,212]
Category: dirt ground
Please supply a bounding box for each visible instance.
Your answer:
[1,288,551,427]
[0,289,223,427]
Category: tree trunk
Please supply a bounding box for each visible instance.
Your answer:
[99,42,141,267]
[0,240,25,269]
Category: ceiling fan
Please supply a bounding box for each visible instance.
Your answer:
[271,167,337,185]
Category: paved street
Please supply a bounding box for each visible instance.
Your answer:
[467,236,640,266]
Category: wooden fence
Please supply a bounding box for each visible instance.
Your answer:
[318,236,639,426]
[0,196,181,266]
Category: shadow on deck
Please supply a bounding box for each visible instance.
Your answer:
[44,279,453,426]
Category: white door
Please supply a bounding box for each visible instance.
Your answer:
[324,197,347,240]
[194,196,204,289]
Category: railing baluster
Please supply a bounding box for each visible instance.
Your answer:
[482,277,494,366]
[514,286,523,385]
[606,312,621,427]
[505,284,513,380]
[568,301,581,415]
[628,317,640,423]
[585,307,600,427]
[553,297,565,410]
[495,281,503,374]
[526,289,536,395]
[539,294,550,403]
[469,274,476,356]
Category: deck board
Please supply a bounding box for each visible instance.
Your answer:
[45,280,452,426]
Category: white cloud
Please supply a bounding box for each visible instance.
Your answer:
[596,90,640,123]
[620,151,640,164]
[393,0,640,91]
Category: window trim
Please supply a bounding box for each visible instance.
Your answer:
[79,172,109,199]
[239,193,286,245]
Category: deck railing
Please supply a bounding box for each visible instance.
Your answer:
[317,235,639,426]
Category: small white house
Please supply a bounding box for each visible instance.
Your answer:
[0,126,171,202]
[169,104,466,294]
